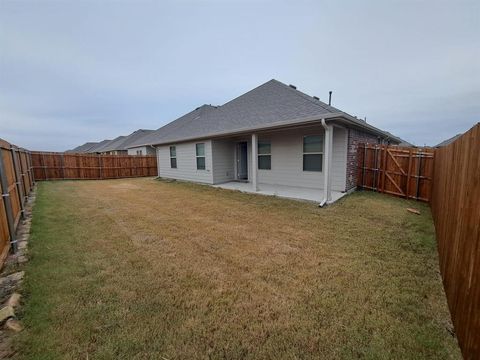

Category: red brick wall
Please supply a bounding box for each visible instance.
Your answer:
[346,129,380,191]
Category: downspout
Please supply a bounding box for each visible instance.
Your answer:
[319,119,333,207]
[148,145,160,178]
[148,144,157,154]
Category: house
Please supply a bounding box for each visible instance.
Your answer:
[435,133,462,147]
[127,80,402,204]
[67,139,112,154]
[93,135,127,155]
[88,130,154,155]
[66,142,99,153]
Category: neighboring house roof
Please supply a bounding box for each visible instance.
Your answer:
[93,136,127,153]
[116,129,154,150]
[435,134,462,147]
[87,139,113,153]
[383,131,413,147]
[128,79,403,147]
[93,129,154,153]
[66,142,98,153]
[128,105,218,148]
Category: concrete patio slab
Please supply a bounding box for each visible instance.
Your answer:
[212,181,347,204]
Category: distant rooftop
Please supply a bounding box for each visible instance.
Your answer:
[435,133,463,147]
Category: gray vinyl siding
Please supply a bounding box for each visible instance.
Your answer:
[256,126,347,191]
[157,140,213,184]
[156,126,347,191]
[212,140,235,184]
[127,146,156,156]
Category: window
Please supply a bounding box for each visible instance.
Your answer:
[196,143,205,170]
[136,150,143,156]
[170,146,177,168]
[303,135,323,171]
[258,140,271,170]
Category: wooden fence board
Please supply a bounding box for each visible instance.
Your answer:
[1,142,157,268]
[31,152,157,180]
[431,123,480,359]
[357,144,434,202]
[0,138,34,267]
[358,131,480,357]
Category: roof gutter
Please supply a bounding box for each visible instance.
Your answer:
[127,111,400,148]
[133,113,342,148]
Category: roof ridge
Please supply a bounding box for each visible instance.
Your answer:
[271,79,340,114]
[155,105,216,142]
[217,79,277,108]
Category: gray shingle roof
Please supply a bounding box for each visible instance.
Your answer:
[435,133,462,147]
[93,136,126,152]
[118,129,154,149]
[128,105,218,148]
[87,139,113,153]
[66,142,99,153]
[89,130,154,153]
[128,79,403,147]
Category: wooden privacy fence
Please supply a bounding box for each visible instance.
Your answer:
[431,123,480,359]
[358,124,480,358]
[357,144,434,202]
[0,145,157,267]
[31,152,157,180]
[0,138,35,265]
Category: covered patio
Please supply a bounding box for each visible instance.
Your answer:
[211,120,347,206]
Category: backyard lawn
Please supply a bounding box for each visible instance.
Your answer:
[17,178,460,359]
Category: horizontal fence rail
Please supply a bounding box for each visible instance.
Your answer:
[0,138,35,266]
[31,152,157,180]
[357,144,434,202]
[431,123,480,359]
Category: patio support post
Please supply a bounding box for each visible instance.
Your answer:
[321,119,333,205]
[251,133,258,191]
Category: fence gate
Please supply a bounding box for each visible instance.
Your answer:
[357,144,434,202]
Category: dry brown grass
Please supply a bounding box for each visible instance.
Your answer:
[18,178,460,359]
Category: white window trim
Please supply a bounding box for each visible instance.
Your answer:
[196,143,206,170]
[170,146,177,169]
[302,135,324,172]
[258,140,271,170]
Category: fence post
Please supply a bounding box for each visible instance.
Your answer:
[0,149,18,253]
[406,148,413,199]
[41,152,48,180]
[17,150,28,202]
[381,145,387,193]
[99,154,103,179]
[60,153,65,179]
[27,151,35,187]
[10,146,25,219]
[416,151,423,200]
[373,145,378,190]
[361,144,366,189]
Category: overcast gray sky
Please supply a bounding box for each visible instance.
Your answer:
[1,0,479,151]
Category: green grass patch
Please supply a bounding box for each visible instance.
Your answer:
[16,179,460,359]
